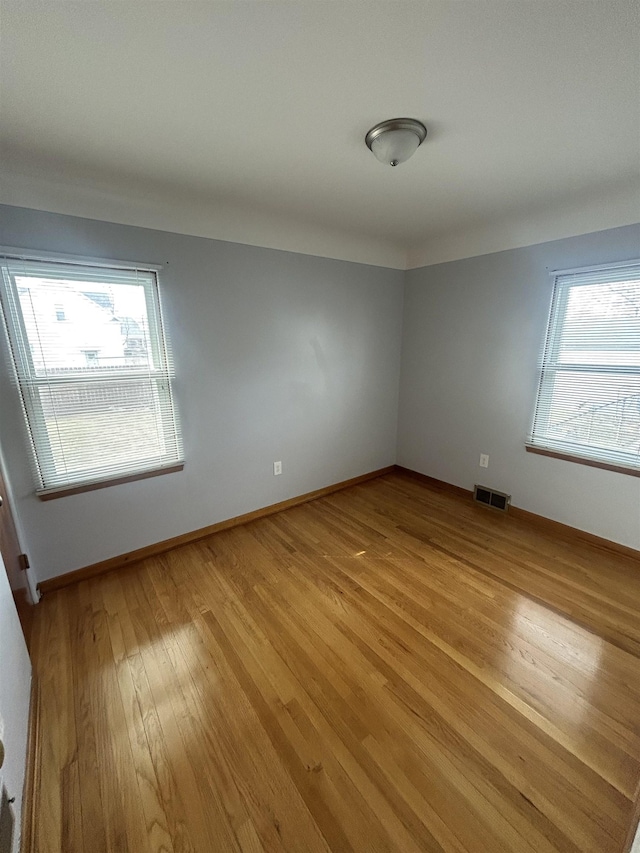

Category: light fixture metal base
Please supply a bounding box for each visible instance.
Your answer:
[365,117,427,151]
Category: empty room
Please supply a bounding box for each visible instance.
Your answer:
[0,2,639,852]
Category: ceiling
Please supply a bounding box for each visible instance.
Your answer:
[1,1,639,269]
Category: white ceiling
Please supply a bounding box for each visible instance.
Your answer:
[1,1,639,269]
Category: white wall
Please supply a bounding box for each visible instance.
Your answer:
[398,224,640,550]
[0,553,31,853]
[0,204,404,582]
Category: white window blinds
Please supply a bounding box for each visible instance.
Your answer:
[529,261,640,472]
[0,254,183,495]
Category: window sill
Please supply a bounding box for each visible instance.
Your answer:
[37,462,184,501]
[525,445,639,478]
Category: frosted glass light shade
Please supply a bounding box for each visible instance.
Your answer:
[365,118,427,167]
[370,129,420,166]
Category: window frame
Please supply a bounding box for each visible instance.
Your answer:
[527,259,640,477]
[0,247,184,498]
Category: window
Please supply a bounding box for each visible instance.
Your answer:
[529,261,640,474]
[0,253,183,497]
[82,349,99,366]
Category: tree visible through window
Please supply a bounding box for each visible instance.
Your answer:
[529,261,640,472]
[0,254,183,495]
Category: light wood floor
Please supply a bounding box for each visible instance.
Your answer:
[30,472,640,853]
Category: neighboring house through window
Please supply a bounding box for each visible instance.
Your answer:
[0,253,183,497]
[82,349,99,366]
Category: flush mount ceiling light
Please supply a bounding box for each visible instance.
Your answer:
[365,118,427,167]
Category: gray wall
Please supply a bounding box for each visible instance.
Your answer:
[1,205,638,583]
[0,205,404,582]
[398,224,640,550]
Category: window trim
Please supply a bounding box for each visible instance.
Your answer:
[527,259,640,476]
[0,245,165,274]
[525,444,640,477]
[0,247,184,497]
[546,259,640,278]
[37,462,185,501]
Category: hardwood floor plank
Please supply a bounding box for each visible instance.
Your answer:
[329,552,639,794]
[142,556,332,853]
[128,569,242,853]
[196,551,443,852]
[31,473,640,852]
[236,533,613,851]
[249,542,625,849]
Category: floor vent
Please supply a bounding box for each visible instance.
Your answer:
[474,485,511,512]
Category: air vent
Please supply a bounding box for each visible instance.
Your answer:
[474,484,511,512]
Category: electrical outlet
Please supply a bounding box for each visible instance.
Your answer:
[479,454,489,468]
[273,460,282,476]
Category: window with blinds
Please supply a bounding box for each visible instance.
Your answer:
[529,261,640,473]
[0,253,183,497]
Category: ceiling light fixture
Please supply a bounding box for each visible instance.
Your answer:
[365,118,427,167]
